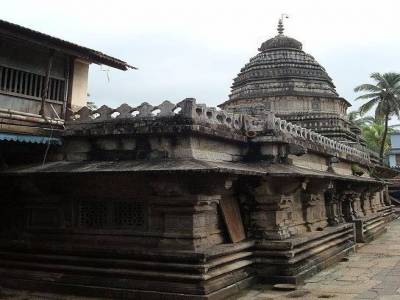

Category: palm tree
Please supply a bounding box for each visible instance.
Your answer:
[361,122,396,154]
[347,110,375,127]
[354,72,400,160]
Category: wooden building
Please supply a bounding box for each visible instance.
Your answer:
[0,19,134,167]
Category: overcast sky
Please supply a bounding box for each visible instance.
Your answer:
[3,0,400,114]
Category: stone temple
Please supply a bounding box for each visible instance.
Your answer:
[220,19,361,145]
[0,20,396,299]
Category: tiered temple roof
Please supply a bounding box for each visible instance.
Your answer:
[221,19,349,106]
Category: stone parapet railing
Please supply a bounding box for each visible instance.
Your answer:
[69,98,369,162]
[268,114,370,161]
[69,98,253,132]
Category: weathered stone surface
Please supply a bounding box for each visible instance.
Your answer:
[0,21,395,300]
[236,219,400,299]
[218,25,373,149]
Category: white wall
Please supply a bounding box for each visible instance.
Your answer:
[70,59,89,111]
[389,154,397,168]
[391,134,400,149]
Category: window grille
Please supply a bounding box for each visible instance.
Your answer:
[0,65,66,102]
[79,200,108,228]
[78,200,145,229]
[114,201,145,227]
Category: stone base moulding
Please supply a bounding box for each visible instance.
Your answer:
[0,241,255,300]
[254,223,355,284]
[354,206,397,243]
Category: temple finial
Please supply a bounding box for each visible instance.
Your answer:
[277,19,284,35]
[278,14,289,35]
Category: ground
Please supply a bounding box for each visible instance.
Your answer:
[237,218,400,300]
[1,219,400,300]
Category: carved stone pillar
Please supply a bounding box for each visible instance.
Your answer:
[383,186,391,206]
[250,177,302,240]
[363,184,386,213]
[360,192,372,216]
[301,192,319,231]
[341,193,356,222]
[325,188,342,226]
[151,193,222,250]
[252,194,292,240]
[380,190,387,207]
[338,182,369,221]
[352,193,364,219]
[299,179,331,231]
[360,192,366,216]
[148,175,230,251]
[370,192,381,213]
[337,196,345,223]
[369,193,377,213]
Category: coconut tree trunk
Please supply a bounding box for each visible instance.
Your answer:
[379,113,389,161]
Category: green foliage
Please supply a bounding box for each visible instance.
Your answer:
[351,163,365,176]
[361,121,396,154]
[354,72,400,159]
[347,110,375,126]
[348,110,398,156]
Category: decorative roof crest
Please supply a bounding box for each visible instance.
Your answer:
[278,13,289,35]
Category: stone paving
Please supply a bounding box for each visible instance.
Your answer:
[1,219,400,299]
[236,218,400,300]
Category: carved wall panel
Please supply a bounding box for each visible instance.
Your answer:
[78,199,146,230]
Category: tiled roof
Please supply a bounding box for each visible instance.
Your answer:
[0,19,136,70]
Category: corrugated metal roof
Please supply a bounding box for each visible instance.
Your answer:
[0,19,136,71]
[0,133,62,145]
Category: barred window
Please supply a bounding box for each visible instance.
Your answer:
[0,65,66,102]
[79,200,108,228]
[78,199,145,229]
[114,201,145,227]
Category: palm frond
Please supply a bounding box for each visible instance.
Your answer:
[358,116,376,125]
[355,92,381,101]
[358,97,380,115]
[370,72,383,81]
[383,72,400,84]
[347,110,360,122]
[354,84,382,93]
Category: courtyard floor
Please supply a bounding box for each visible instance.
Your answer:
[237,217,400,300]
[1,219,400,300]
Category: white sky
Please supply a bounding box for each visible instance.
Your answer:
[2,0,400,118]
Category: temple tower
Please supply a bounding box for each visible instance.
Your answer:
[219,19,360,143]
